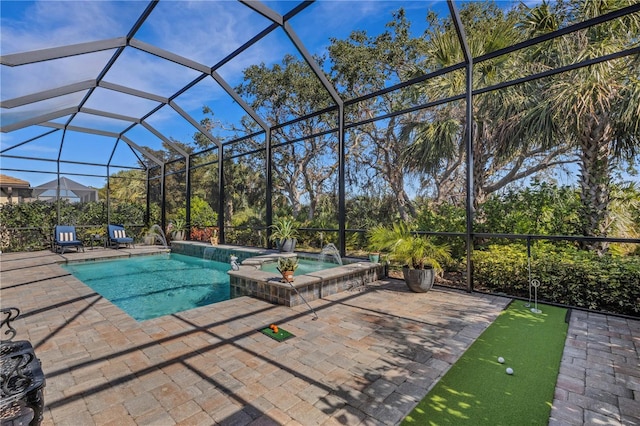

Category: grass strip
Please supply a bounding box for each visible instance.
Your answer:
[403,302,569,425]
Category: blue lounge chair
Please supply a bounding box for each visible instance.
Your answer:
[53,225,84,254]
[107,224,135,249]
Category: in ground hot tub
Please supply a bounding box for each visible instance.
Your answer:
[228,253,385,307]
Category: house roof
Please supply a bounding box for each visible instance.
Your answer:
[32,176,98,201]
[0,174,30,188]
[34,176,95,191]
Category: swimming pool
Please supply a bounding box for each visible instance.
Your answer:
[62,253,230,321]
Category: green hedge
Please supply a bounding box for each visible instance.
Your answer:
[0,200,146,252]
[473,245,640,317]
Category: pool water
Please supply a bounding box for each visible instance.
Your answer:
[62,253,230,321]
[260,258,339,275]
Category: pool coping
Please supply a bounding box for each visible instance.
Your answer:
[47,246,172,265]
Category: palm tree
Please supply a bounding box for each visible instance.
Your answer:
[401,2,574,211]
[509,0,640,252]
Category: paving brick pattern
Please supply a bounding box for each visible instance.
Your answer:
[549,311,640,426]
[1,249,638,425]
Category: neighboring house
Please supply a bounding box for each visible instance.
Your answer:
[0,174,32,204]
[32,177,98,203]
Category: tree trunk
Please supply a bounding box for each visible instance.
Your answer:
[578,117,613,254]
[225,197,234,228]
[472,122,490,218]
[393,186,416,222]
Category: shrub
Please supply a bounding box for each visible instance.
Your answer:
[0,201,58,251]
[0,199,145,252]
[473,244,640,317]
[477,181,582,235]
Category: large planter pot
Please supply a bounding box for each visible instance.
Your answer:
[402,266,435,293]
[172,231,185,241]
[278,238,297,253]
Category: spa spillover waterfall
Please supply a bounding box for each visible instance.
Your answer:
[319,243,342,265]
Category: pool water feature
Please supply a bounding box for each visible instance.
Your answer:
[319,243,342,265]
[62,253,230,321]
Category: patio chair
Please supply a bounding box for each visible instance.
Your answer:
[53,225,84,254]
[107,224,135,249]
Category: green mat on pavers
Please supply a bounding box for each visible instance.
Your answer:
[259,326,295,342]
[403,302,569,425]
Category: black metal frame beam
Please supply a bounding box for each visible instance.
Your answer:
[1,0,638,267]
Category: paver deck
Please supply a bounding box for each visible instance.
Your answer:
[1,248,638,425]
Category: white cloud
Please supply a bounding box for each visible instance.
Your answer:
[1,51,113,99]
[138,1,274,68]
[3,0,443,145]
[0,1,138,54]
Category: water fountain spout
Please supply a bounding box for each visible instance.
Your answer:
[148,224,168,248]
[319,243,342,265]
[230,255,240,271]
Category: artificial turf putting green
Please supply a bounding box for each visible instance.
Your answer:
[259,326,295,342]
[403,302,569,425]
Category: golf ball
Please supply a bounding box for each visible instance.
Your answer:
[498,357,505,364]
[506,367,514,375]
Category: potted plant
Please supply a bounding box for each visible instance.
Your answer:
[269,218,298,252]
[368,223,452,292]
[210,227,219,245]
[171,218,186,241]
[143,228,156,245]
[367,225,391,264]
[277,256,298,283]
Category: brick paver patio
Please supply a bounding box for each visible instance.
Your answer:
[1,248,638,425]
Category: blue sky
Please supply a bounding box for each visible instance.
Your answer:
[0,0,530,189]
